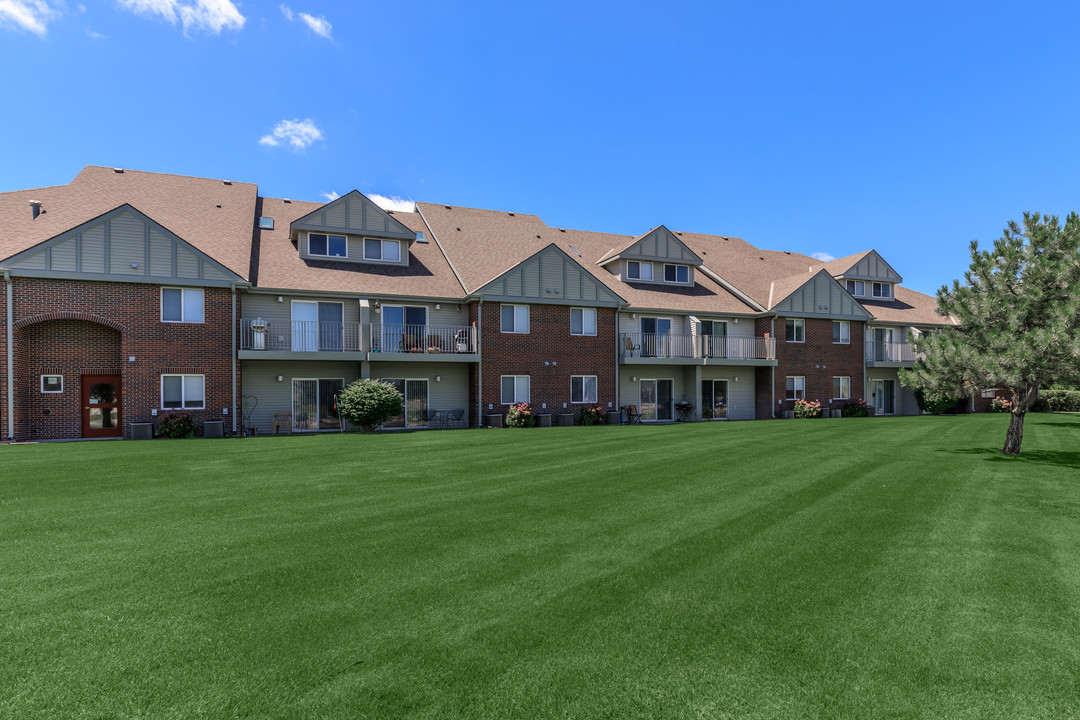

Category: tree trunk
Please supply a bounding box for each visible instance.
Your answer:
[1001,410,1025,455]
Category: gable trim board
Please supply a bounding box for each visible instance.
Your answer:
[770,270,874,320]
[290,190,417,241]
[831,249,903,283]
[474,244,625,307]
[1,205,244,287]
[597,225,703,267]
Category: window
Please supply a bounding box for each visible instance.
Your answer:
[873,282,892,298]
[501,375,530,404]
[308,233,347,258]
[41,375,63,393]
[846,280,865,296]
[570,307,597,336]
[626,261,653,280]
[501,304,530,333]
[981,389,997,398]
[161,287,204,323]
[258,217,274,230]
[786,376,805,401]
[571,375,598,404]
[832,320,850,344]
[833,376,851,399]
[785,318,804,343]
[664,264,689,283]
[364,238,401,262]
[161,374,205,409]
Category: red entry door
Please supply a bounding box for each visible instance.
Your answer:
[82,375,122,438]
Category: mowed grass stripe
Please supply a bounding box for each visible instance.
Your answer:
[1,414,1078,719]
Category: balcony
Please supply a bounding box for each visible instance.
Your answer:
[865,340,919,366]
[620,333,776,365]
[239,318,364,360]
[369,323,479,362]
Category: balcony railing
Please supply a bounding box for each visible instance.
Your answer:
[370,323,477,354]
[620,333,775,360]
[241,318,362,352]
[865,340,919,363]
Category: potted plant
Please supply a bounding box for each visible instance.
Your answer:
[427,345,441,354]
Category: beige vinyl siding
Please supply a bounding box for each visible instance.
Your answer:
[108,213,146,275]
[700,366,755,420]
[149,229,173,277]
[175,246,200,279]
[50,238,78,272]
[81,224,107,273]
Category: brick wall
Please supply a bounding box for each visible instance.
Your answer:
[1,277,235,441]
[771,317,865,416]
[479,302,616,421]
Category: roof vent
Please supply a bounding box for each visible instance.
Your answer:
[415,232,427,243]
[215,204,222,208]
[456,227,461,231]
[258,217,274,230]
[223,180,232,186]
[536,235,541,239]
[559,228,566,233]
[445,205,452,210]
[113,168,124,174]
[508,212,515,217]
[29,200,42,220]
[283,199,292,204]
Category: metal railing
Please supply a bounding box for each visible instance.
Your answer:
[369,323,477,354]
[865,340,919,363]
[620,333,775,360]
[241,318,362,352]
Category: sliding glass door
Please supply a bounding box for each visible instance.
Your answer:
[640,317,671,358]
[381,306,428,352]
[292,378,344,430]
[701,379,728,419]
[382,378,429,428]
[292,301,344,351]
[640,379,674,421]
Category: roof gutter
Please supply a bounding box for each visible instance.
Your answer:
[416,204,470,295]
[698,264,768,313]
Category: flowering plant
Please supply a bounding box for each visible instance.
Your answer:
[793,398,822,419]
[505,402,535,428]
[577,404,606,426]
[990,396,1013,413]
[427,345,441,353]
[841,399,868,417]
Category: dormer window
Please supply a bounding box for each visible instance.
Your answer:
[846,280,865,296]
[309,233,346,258]
[626,261,653,280]
[872,282,892,298]
[364,238,401,262]
[664,264,689,283]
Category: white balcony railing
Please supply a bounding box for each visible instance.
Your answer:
[865,340,919,363]
[620,333,775,360]
[241,318,362,352]
[370,323,477,354]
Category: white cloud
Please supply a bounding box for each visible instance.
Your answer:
[118,0,245,36]
[0,0,61,38]
[280,3,331,39]
[320,191,339,202]
[86,28,107,38]
[811,252,835,262]
[258,118,323,151]
[369,194,414,213]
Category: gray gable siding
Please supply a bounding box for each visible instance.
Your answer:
[477,245,623,306]
[291,191,415,241]
[620,226,702,264]
[1,205,242,286]
[773,271,873,320]
[836,250,903,283]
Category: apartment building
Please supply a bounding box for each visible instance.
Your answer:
[0,167,952,441]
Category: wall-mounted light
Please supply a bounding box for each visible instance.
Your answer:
[631,376,637,382]
[277,296,283,303]
[374,300,381,312]
[631,313,637,319]
[435,303,441,310]
[277,375,283,382]
[436,376,441,382]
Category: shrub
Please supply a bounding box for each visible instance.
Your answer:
[990,396,1013,413]
[157,411,196,439]
[505,403,535,428]
[841,399,868,417]
[1031,397,1050,413]
[793,399,822,419]
[914,388,964,415]
[702,406,714,420]
[576,404,606,426]
[337,379,403,432]
[1040,389,1080,412]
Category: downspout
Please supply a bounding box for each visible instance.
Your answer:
[770,316,775,419]
[5,271,13,439]
[476,298,483,427]
[231,285,238,435]
[614,304,622,418]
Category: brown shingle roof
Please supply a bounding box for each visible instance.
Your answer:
[0,166,257,279]
[859,285,952,325]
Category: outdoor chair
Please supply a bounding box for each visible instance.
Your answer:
[623,336,640,357]
[272,412,292,435]
[622,405,642,425]
[450,408,466,429]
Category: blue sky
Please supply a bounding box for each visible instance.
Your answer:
[2,1,1078,296]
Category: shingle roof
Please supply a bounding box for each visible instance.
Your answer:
[858,285,952,325]
[0,166,257,279]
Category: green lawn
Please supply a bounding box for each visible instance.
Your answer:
[3,415,1079,719]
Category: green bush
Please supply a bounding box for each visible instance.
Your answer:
[157,411,196,439]
[914,388,965,415]
[337,380,403,432]
[841,399,868,417]
[576,404,605,426]
[1040,389,1080,412]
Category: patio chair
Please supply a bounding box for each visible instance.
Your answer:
[272,412,292,435]
[622,405,642,425]
[623,336,640,358]
[450,408,466,429]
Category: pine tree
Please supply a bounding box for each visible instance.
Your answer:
[900,212,1080,455]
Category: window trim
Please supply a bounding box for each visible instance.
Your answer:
[362,237,401,262]
[786,375,805,401]
[160,373,206,410]
[663,263,690,284]
[832,320,850,345]
[833,376,851,400]
[626,260,654,281]
[307,232,348,259]
[570,375,598,404]
[160,287,205,324]
[500,375,531,405]
[570,307,597,336]
[872,282,892,298]
[846,280,865,296]
[501,304,530,334]
[785,318,805,343]
[40,374,63,393]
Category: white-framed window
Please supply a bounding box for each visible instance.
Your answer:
[161,287,204,323]
[846,280,865,296]
[308,233,347,258]
[570,307,597,336]
[981,389,997,398]
[832,320,850,344]
[663,264,689,283]
[363,238,401,262]
[500,375,530,404]
[161,374,205,409]
[833,376,851,400]
[501,304,530,333]
[626,261,653,280]
[41,375,63,393]
[786,376,805,401]
[873,282,892,298]
[571,375,598,404]
[786,318,804,343]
